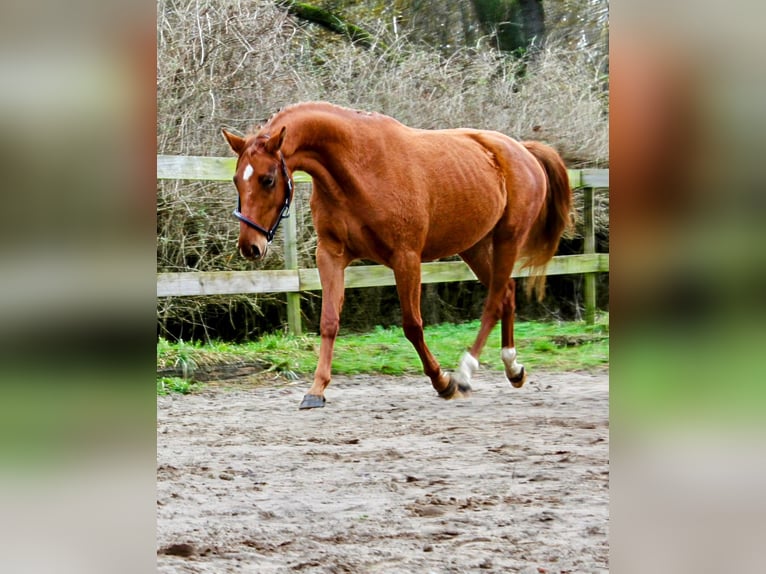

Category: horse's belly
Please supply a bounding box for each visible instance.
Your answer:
[420,190,502,260]
[421,220,494,261]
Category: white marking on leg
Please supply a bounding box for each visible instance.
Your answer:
[242,164,254,181]
[457,352,479,386]
[502,347,524,378]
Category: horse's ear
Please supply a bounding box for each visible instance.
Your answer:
[222,129,246,155]
[265,126,287,154]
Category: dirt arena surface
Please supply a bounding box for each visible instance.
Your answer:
[157,370,609,573]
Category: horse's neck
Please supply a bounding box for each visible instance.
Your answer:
[276,110,359,197]
[278,107,353,157]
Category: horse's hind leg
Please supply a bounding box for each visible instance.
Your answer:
[392,253,464,399]
[458,237,524,392]
[460,240,526,388]
[455,240,493,389]
[461,237,523,388]
[500,278,526,387]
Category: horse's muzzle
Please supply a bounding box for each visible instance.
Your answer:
[239,241,267,261]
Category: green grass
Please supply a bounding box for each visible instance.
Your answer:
[156,376,200,395]
[157,314,608,393]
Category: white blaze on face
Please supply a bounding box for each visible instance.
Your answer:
[242,164,254,182]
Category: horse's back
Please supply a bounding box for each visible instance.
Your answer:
[406,126,547,213]
[373,126,539,260]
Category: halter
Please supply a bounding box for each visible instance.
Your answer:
[232,153,294,243]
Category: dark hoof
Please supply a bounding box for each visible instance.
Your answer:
[299,394,326,409]
[509,366,526,388]
[457,380,472,395]
[438,377,472,400]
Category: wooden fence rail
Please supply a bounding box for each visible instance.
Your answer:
[157,156,608,333]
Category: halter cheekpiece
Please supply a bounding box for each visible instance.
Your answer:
[232,153,294,243]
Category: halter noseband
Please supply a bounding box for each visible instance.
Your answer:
[232,153,294,243]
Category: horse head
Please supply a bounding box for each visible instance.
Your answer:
[222,126,291,261]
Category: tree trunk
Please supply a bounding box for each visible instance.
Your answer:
[471,0,522,53]
[518,0,544,50]
[277,0,386,52]
[470,0,545,53]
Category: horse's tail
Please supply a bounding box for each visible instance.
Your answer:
[520,141,574,301]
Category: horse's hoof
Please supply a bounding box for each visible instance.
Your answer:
[438,376,472,400]
[456,380,473,396]
[509,366,526,388]
[299,394,326,409]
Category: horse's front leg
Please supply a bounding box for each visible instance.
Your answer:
[392,253,467,400]
[299,242,349,409]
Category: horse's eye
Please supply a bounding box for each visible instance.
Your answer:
[260,174,276,188]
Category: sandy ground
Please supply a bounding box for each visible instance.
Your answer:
[157,369,609,573]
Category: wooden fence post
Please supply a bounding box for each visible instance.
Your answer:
[583,186,596,325]
[283,210,302,335]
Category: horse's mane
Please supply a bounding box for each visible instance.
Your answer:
[249,101,390,135]
[273,101,375,120]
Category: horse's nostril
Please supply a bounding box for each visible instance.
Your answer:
[239,242,264,261]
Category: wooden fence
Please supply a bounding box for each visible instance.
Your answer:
[157,156,609,334]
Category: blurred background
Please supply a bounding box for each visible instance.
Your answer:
[610,1,766,572]
[0,1,156,572]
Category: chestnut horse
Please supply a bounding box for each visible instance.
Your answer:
[223,102,571,409]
